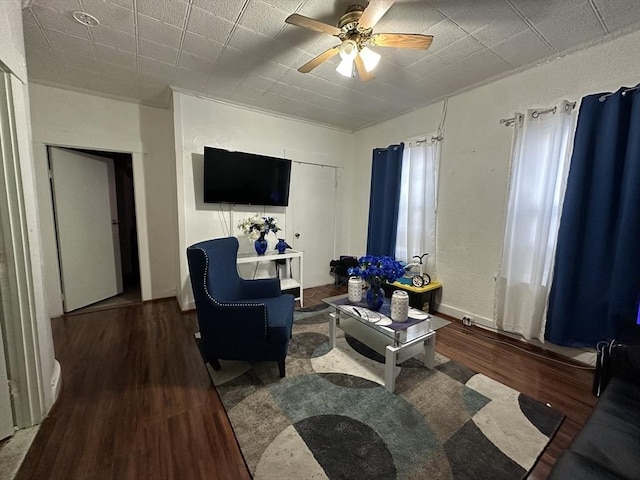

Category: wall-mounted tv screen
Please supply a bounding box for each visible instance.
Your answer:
[203,146,292,206]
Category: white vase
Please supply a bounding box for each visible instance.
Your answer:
[391,290,409,322]
[348,277,363,303]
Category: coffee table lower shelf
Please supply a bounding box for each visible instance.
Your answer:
[328,310,435,393]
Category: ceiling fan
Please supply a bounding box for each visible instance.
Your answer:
[285,0,433,81]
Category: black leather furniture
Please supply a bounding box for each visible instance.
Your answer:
[548,343,640,479]
[329,256,359,286]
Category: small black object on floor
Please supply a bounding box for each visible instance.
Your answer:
[329,256,359,286]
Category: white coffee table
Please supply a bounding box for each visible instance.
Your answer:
[322,294,436,393]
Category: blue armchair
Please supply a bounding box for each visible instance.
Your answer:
[187,237,295,377]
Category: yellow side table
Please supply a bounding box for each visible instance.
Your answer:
[381,280,442,312]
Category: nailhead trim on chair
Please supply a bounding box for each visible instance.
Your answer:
[192,246,268,335]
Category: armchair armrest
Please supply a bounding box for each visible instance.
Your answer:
[594,342,640,395]
[240,277,281,299]
[610,343,640,382]
[208,297,293,346]
[210,301,269,341]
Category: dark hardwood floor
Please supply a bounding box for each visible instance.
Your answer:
[434,317,595,479]
[15,285,595,479]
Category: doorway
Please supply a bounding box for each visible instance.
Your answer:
[48,147,140,313]
[290,162,337,288]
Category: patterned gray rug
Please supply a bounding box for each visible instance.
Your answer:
[197,309,564,479]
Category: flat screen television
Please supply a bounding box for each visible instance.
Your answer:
[203,146,292,206]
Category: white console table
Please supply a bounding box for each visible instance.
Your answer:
[236,249,304,307]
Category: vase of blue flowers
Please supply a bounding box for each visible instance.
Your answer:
[237,214,281,255]
[348,255,405,311]
[254,232,268,255]
[365,279,385,311]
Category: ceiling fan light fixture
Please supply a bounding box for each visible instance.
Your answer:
[336,57,354,77]
[359,46,381,72]
[338,40,358,61]
[286,2,434,81]
[72,11,100,27]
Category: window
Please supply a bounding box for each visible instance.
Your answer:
[395,137,440,275]
[496,101,577,339]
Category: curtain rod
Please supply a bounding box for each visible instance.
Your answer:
[499,113,523,127]
[531,102,576,118]
[292,160,343,169]
[599,84,640,102]
[413,134,443,145]
[500,101,576,126]
[409,98,448,145]
[532,106,557,118]
[282,149,343,169]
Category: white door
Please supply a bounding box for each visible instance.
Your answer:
[291,163,337,288]
[49,147,122,312]
[0,324,13,441]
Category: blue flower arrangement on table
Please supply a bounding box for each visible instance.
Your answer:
[348,255,405,311]
[237,214,280,255]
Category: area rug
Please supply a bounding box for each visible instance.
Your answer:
[197,308,564,480]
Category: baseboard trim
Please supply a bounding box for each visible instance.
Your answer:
[437,304,596,366]
[50,360,61,404]
[142,295,177,304]
[180,300,195,312]
[436,303,495,328]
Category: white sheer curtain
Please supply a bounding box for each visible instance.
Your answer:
[496,100,577,340]
[395,138,440,275]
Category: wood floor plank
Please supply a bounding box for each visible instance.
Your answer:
[14,286,595,479]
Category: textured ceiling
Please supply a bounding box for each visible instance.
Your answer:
[21,0,640,132]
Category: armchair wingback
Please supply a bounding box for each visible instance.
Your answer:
[187,237,295,377]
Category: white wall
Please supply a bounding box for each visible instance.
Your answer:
[29,84,178,317]
[0,0,27,82]
[172,91,354,309]
[352,29,640,327]
[21,22,640,331]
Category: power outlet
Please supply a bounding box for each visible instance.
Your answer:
[462,315,473,326]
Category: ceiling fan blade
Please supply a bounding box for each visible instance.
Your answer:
[370,33,434,50]
[298,45,340,73]
[285,13,341,36]
[355,55,374,82]
[358,0,395,30]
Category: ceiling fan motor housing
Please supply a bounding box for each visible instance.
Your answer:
[338,5,372,46]
[339,5,364,28]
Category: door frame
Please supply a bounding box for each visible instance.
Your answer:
[0,68,55,429]
[32,135,151,318]
[0,71,16,438]
[0,322,13,440]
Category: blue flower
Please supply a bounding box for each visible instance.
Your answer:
[349,255,404,285]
